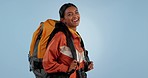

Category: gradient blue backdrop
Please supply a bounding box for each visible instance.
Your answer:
[0,0,148,78]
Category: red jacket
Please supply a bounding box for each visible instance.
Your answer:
[43,28,86,78]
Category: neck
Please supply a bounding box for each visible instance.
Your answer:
[69,26,77,31]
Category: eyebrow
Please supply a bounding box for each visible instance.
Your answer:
[67,9,78,14]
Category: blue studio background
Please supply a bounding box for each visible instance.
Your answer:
[0,0,148,78]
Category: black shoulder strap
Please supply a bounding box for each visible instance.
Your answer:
[66,34,77,60]
[46,22,77,60]
[46,28,60,48]
[80,37,90,62]
[76,32,90,71]
[76,32,90,62]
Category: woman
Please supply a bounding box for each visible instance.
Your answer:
[43,3,93,78]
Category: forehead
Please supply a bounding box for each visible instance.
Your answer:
[64,6,78,13]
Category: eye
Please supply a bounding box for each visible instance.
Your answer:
[67,13,73,16]
[75,11,79,14]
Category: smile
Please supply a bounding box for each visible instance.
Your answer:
[72,18,79,23]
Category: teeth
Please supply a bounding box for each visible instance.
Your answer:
[73,19,78,22]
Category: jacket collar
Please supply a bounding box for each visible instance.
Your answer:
[68,28,80,39]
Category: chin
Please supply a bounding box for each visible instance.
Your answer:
[74,23,80,26]
[74,24,79,27]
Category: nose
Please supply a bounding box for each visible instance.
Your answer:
[73,13,79,19]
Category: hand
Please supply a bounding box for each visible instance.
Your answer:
[68,60,78,73]
[88,61,94,71]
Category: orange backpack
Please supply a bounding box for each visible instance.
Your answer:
[28,19,58,70]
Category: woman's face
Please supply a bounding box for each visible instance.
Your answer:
[61,6,80,28]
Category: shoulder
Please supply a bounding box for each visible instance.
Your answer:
[53,31,66,40]
[51,31,67,46]
[47,31,67,47]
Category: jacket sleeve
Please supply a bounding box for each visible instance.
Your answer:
[42,32,69,73]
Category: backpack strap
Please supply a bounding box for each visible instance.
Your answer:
[76,32,90,62]
[46,22,77,60]
[76,32,90,72]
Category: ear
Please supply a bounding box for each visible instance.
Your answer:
[60,18,66,24]
[60,18,64,22]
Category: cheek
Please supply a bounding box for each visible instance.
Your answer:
[65,19,71,23]
[78,15,80,20]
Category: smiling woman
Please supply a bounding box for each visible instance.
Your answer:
[60,5,80,31]
[42,3,94,78]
